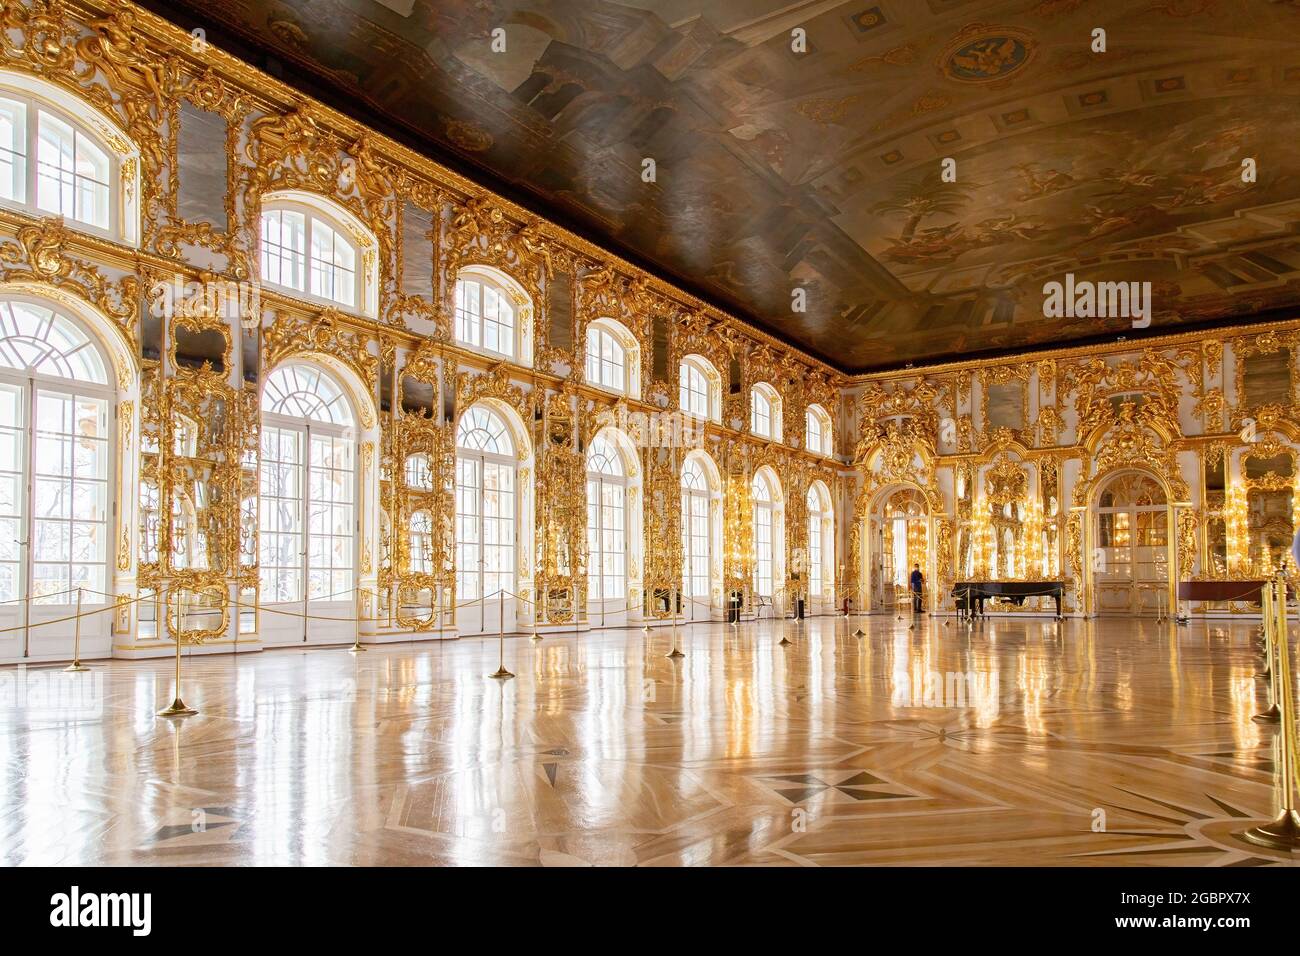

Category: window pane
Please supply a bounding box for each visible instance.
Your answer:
[0,97,26,203]
[262,209,307,292]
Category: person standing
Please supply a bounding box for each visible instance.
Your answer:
[909,564,924,614]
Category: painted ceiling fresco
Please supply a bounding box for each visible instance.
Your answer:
[150,0,1300,371]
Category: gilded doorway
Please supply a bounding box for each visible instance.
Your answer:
[1093,472,1170,615]
[874,488,928,611]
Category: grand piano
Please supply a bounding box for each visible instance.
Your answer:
[953,581,1065,619]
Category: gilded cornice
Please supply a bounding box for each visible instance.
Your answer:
[65,0,843,380]
[847,315,1300,385]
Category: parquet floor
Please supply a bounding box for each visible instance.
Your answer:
[1,613,1295,866]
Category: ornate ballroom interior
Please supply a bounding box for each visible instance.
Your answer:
[0,0,1298,871]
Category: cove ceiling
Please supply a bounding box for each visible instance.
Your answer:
[152,0,1300,372]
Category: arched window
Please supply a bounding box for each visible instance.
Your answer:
[679,354,720,422]
[260,192,378,315]
[0,73,139,244]
[681,456,712,600]
[806,404,832,456]
[0,298,112,605]
[260,364,356,605]
[806,481,833,601]
[751,383,782,440]
[753,470,778,597]
[586,433,627,600]
[455,405,516,601]
[585,319,639,397]
[454,268,531,363]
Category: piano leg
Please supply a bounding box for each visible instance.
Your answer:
[1053,591,1062,620]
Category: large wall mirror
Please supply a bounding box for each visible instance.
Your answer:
[1240,347,1293,410]
[1243,449,1296,571]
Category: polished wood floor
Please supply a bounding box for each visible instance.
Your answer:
[1,613,1295,866]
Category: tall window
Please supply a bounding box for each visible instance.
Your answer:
[586,433,627,600]
[679,355,719,422]
[0,92,120,236]
[806,404,832,456]
[807,482,832,599]
[585,324,625,392]
[681,457,711,600]
[751,383,781,440]
[753,471,777,597]
[260,197,372,313]
[455,275,516,358]
[456,405,516,601]
[260,364,356,604]
[0,299,111,605]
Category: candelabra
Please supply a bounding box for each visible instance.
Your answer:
[1224,482,1249,575]
[1023,497,1044,578]
[971,499,994,579]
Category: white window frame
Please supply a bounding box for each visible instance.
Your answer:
[751,382,782,441]
[681,457,711,601]
[0,84,133,244]
[0,298,114,612]
[679,354,720,423]
[806,482,833,601]
[454,268,533,365]
[585,318,640,397]
[753,471,776,597]
[260,193,378,317]
[455,405,518,602]
[586,433,627,601]
[259,364,358,611]
[806,404,832,456]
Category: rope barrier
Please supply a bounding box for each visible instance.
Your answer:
[0,591,148,635]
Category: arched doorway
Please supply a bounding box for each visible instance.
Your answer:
[584,427,642,628]
[259,362,359,644]
[873,488,929,612]
[680,451,722,619]
[455,404,517,625]
[1092,471,1171,616]
[452,399,534,634]
[806,480,834,614]
[752,467,786,603]
[0,295,121,659]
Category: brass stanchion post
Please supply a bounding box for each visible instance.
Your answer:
[666,588,684,659]
[64,587,88,672]
[1255,581,1281,724]
[1242,574,1300,849]
[779,596,792,647]
[489,591,513,679]
[157,589,196,718]
[349,587,366,653]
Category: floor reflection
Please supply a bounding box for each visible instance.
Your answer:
[0,613,1292,866]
